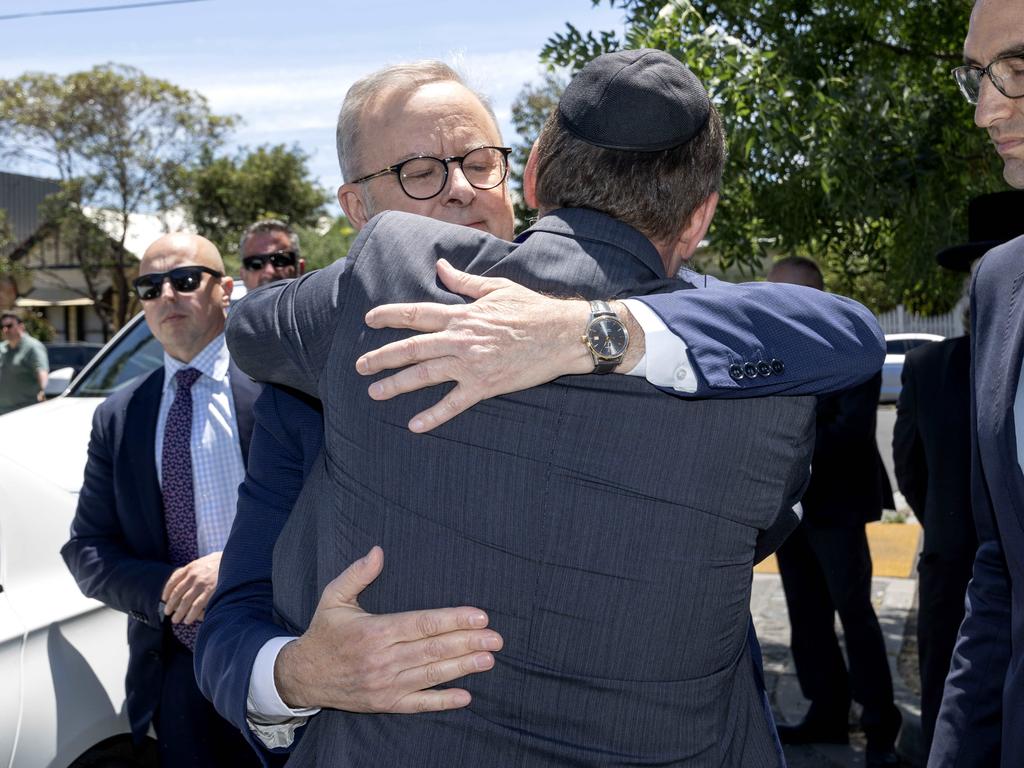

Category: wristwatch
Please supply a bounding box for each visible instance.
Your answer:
[583,300,629,374]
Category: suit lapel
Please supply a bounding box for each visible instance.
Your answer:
[229,361,260,466]
[126,368,168,551]
[991,267,1024,535]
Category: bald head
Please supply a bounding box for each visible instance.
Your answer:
[767,257,825,291]
[138,233,233,363]
[141,233,224,276]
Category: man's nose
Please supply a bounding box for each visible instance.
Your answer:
[442,164,477,206]
[975,76,1013,128]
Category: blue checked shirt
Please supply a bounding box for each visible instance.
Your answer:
[155,333,245,557]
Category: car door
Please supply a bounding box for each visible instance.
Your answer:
[0,508,27,768]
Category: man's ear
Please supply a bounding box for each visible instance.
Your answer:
[338,184,370,231]
[220,276,234,307]
[523,141,540,210]
[675,192,719,262]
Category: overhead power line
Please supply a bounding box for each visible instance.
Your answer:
[0,0,209,22]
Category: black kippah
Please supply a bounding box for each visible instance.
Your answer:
[558,49,711,152]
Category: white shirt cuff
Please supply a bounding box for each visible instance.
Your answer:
[246,636,320,748]
[620,299,697,393]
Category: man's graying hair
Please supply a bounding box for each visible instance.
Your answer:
[533,104,725,245]
[335,61,501,182]
[239,219,299,256]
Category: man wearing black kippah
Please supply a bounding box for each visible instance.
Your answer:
[224,50,876,766]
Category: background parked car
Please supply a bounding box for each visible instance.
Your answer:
[880,333,945,404]
[43,342,105,398]
[0,285,244,768]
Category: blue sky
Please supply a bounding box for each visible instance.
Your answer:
[0,0,626,202]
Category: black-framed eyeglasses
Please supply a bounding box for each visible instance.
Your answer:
[0,322,17,330]
[241,250,298,272]
[350,146,512,201]
[953,54,1024,104]
[132,266,223,301]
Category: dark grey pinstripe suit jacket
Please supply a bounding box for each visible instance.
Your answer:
[227,208,815,767]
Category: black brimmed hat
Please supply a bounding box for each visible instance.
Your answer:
[937,190,1024,271]
[558,48,711,152]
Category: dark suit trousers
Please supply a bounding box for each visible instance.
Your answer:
[776,522,899,746]
[917,552,974,754]
[154,638,261,768]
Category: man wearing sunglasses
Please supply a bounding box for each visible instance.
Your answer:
[0,311,48,415]
[930,2,1024,767]
[62,233,262,767]
[239,219,303,291]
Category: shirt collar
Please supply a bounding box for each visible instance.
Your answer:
[162,333,230,393]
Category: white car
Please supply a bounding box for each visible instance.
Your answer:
[880,332,945,404]
[0,312,163,767]
[0,281,245,767]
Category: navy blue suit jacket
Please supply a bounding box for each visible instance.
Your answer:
[930,235,1024,767]
[198,213,882,762]
[61,360,259,740]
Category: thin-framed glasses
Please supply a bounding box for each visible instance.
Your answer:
[351,146,512,200]
[952,54,1024,104]
[133,266,223,301]
[242,250,297,271]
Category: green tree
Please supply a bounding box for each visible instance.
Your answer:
[509,72,567,229]
[178,143,331,271]
[0,64,235,330]
[295,217,359,273]
[540,0,1000,312]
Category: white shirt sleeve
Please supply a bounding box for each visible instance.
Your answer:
[620,298,697,393]
[246,636,320,749]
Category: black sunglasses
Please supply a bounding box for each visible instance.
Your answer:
[242,250,298,271]
[133,266,223,301]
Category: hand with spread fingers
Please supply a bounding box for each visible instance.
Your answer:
[356,259,643,433]
[274,546,504,713]
[162,550,223,625]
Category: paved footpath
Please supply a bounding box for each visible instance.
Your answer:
[751,573,924,767]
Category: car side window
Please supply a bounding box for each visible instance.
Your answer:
[70,319,163,397]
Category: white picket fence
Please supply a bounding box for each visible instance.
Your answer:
[876,297,969,338]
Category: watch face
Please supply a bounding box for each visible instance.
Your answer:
[588,317,628,359]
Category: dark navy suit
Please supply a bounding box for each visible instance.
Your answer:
[198,213,884,764]
[216,207,888,765]
[931,235,1024,767]
[61,360,260,762]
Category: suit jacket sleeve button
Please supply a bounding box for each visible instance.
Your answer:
[770,359,785,374]
[729,364,744,381]
[744,362,759,378]
[757,361,772,376]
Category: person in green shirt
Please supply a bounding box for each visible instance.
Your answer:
[0,311,49,415]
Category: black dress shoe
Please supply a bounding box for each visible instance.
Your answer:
[776,716,849,745]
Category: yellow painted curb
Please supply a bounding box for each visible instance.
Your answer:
[754,522,922,579]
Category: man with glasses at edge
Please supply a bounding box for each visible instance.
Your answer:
[62,234,264,767]
[198,60,885,764]
[929,1,1024,766]
[239,219,303,291]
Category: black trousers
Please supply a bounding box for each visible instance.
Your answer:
[776,522,901,748]
[917,552,974,755]
[152,639,262,768]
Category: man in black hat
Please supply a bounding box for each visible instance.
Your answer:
[224,48,834,766]
[894,191,1024,756]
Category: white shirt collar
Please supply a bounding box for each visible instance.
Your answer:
[162,333,230,392]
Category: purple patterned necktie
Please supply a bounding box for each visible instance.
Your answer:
[161,366,202,651]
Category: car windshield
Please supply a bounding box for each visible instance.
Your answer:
[70,317,163,397]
